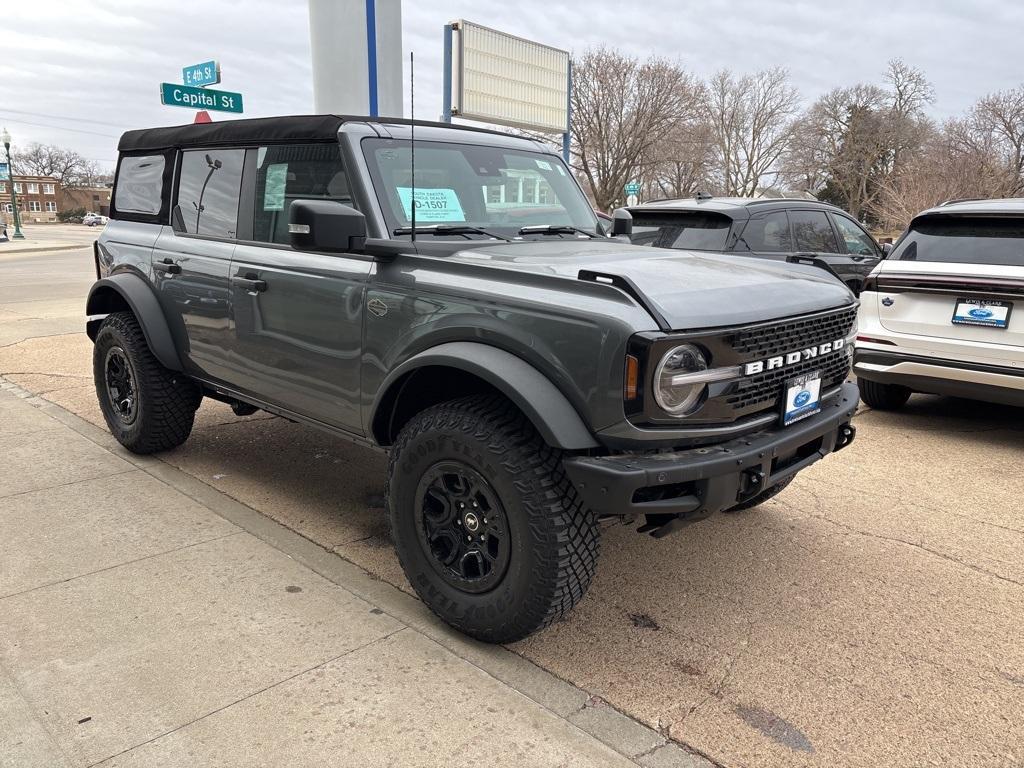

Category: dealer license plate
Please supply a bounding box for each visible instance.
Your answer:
[782,370,822,426]
[951,297,1012,329]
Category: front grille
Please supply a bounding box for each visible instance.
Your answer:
[726,347,852,413]
[726,306,858,359]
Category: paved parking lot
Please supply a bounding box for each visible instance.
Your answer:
[1,246,1022,767]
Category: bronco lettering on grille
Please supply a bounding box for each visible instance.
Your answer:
[742,338,846,376]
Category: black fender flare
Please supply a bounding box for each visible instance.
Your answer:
[85,273,183,371]
[372,342,600,451]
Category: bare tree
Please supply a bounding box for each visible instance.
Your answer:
[10,143,103,187]
[570,48,699,211]
[704,67,800,196]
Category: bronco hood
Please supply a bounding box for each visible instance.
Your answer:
[446,239,854,330]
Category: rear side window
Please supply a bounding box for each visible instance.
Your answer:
[253,143,351,244]
[893,217,1024,266]
[736,211,792,252]
[790,210,839,253]
[114,155,166,216]
[176,149,244,238]
[630,213,732,251]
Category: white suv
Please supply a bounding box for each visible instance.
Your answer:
[855,199,1024,410]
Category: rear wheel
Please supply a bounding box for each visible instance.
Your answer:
[387,394,599,643]
[93,312,199,454]
[857,377,911,411]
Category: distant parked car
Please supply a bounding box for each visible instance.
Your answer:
[855,198,1024,410]
[83,213,109,227]
[621,196,884,295]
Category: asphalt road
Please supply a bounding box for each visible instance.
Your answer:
[1,246,1022,768]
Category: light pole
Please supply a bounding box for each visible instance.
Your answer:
[1,128,25,239]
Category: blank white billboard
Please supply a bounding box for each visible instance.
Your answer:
[452,20,569,134]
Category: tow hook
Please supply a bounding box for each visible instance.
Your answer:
[736,468,766,502]
[835,423,856,451]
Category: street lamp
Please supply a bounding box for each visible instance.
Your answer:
[1,127,26,239]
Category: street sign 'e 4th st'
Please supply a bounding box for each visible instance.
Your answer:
[183,60,220,87]
[160,83,243,114]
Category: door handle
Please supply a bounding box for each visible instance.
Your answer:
[231,275,268,293]
[154,258,181,275]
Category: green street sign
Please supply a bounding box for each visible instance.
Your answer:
[625,182,640,195]
[160,82,243,114]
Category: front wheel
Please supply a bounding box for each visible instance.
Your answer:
[93,312,199,454]
[387,395,599,643]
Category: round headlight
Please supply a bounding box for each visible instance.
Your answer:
[654,343,708,415]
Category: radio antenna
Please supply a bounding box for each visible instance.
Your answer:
[410,51,416,243]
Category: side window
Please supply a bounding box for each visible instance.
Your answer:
[252,143,351,244]
[176,148,244,238]
[114,154,166,216]
[790,210,839,253]
[831,214,879,256]
[737,211,792,252]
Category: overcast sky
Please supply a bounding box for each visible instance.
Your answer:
[4,0,1024,171]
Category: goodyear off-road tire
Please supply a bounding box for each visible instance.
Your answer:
[725,476,794,513]
[93,312,199,454]
[387,394,599,643]
[857,377,911,411]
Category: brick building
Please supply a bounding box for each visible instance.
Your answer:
[0,175,61,224]
[61,185,112,217]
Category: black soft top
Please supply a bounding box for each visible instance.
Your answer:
[117,114,507,153]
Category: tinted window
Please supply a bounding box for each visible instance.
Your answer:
[630,213,732,251]
[115,154,165,215]
[176,148,244,238]
[736,211,792,252]
[790,210,839,253]
[253,143,351,244]
[892,217,1024,266]
[832,214,879,256]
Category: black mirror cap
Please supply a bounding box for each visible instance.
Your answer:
[289,200,367,253]
[611,208,633,236]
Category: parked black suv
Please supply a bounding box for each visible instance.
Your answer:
[87,116,858,642]
[623,196,884,294]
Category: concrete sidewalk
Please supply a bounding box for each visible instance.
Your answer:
[0,382,709,768]
[0,224,97,257]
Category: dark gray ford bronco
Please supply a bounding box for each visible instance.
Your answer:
[88,115,858,642]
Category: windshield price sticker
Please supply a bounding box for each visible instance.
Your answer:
[263,164,287,211]
[397,187,466,223]
[782,370,822,426]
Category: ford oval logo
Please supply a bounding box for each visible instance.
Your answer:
[794,390,812,408]
[969,307,993,319]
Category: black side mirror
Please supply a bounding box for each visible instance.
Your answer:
[881,242,893,257]
[289,200,367,253]
[611,208,633,237]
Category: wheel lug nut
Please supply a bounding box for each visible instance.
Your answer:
[482,518,488,524]
[466,536,472,542]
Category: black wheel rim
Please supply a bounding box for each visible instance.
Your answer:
[104,346,139,426]
[415,461,511,594]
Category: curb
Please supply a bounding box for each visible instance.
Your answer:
[0,244,93,257]
[0,376,721,768]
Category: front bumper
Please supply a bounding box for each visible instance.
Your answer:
[563,381,859,536]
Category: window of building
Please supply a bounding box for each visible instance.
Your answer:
[252,143,350,244]
[176,148,244,238]
[26,183,39,194]
[737,211,793,252]
[29,201,41,212]
[114,154,166,216]
[0,182,6,193]
[43,183,55,195]
[45,201,57,212]
[2,203,11,213]
[13,182,22,194]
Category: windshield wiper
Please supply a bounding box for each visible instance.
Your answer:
[517,225,600,238]
[393,224,512,241]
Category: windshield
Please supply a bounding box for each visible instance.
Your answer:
[630,212,732,251]
[361,138,599,240]
[892,217,1024,266]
